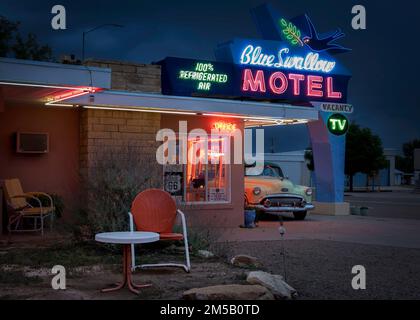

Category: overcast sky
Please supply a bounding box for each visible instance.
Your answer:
[1,0,419,152]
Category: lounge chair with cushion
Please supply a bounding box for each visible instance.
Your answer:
[3,178,55,235]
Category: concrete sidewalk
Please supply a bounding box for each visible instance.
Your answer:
[217,214,420,249]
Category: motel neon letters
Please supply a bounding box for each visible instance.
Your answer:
[242,69,342,99]
[160,44,349,103]
[240,45,336,73]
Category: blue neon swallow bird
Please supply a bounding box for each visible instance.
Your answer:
[301,15,351,53]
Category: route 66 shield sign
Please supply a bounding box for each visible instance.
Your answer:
[164,172,183,196]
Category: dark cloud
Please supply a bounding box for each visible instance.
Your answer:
[1,0,419,151]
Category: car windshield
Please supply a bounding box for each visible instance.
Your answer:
[245,165,284,178]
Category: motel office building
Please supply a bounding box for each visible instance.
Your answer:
[0,51,351,230]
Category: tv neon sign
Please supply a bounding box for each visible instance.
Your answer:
[240,45,336,73]
[178,62,228,91]
[327,113,349,135]
[242,69,342,99]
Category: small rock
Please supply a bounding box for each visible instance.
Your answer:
[230,254,262,268]
[183,284,274,300]
[197,250,214,258]
[246,271,297,299]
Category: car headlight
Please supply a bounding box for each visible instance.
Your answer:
[305,188,313,196]
[253,187,262,195]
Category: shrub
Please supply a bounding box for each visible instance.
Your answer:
[81,147,161,235]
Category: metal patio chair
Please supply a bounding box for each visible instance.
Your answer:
[128,189,191,272]
[3,178,55,236]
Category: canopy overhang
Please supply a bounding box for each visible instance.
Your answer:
[0,57,111,107]
[0,57,319,127]
[62,90,319,127]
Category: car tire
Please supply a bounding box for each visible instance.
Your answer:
[293,211,307,220]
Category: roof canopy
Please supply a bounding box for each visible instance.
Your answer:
[0,57,318,126]
[63,90,318,126]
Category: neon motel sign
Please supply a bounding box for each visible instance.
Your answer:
[160,42,348,103]
[239,44,342,99]
[240,45,336,73]
[241,69,342,99]
[178,62,228,91]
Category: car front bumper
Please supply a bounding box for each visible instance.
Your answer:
[255,203,315,213]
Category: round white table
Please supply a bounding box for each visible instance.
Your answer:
[95,231,159,294]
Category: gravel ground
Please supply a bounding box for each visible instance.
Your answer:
[228,239,420,299]
[0,256,247,300]
[2,239,420,300]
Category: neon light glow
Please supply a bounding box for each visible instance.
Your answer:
[240,45,336,73]
[44,87,97,107]
[241,69,342,100]
[279,18,303,47]
[326,77,342,99]
[269,72,288,94]
[242,69,266,92]
[288,74,305,95]
[307,75,323,97]
[244,118,309,128]
[202,113,279,123]
[178,62,228,91]
[45,103,74,107]
[0,81,97,107]
[45,89,94,106]
[213,121,237,133]
[327,113,349,136]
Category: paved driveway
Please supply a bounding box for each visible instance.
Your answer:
[219,189,420,248]
[344,189,420,220]
[219,214,420,249]
[219,189,420,299]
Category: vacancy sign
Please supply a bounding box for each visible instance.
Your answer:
[321,103,353,114]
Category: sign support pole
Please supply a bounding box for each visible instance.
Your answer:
[307,102,350,215]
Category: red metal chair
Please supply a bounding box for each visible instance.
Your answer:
[128,189,191,272]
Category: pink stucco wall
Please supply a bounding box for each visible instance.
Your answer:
[0,105,245,227]
[0,104,80,217]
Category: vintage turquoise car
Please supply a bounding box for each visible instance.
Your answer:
[245,162,314,220]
